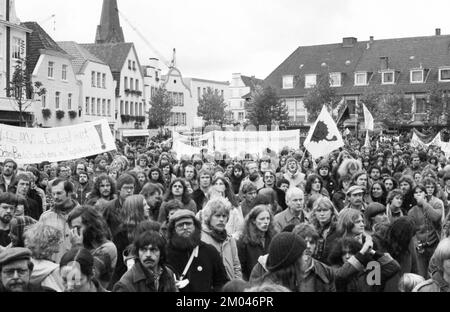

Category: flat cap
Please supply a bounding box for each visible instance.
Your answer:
[346,185,365,196]
[169,209,196,224]
[0,247,32,266]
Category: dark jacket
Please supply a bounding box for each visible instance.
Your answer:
[0,175,16,193]
[237,236,271,281]
[192,188,207,211]
[315,223,340,265]
[166,241,228,292]
[74,182,93,205]
[103,198,123,237]
[113,261,177,292]
[332,190,346,212]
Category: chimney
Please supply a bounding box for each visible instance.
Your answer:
[370,36,374,43]
[380,56,389,70]
[342,37,357,47]
[436,28,441,36]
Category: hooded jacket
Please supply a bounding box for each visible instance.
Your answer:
[30,259,64,292]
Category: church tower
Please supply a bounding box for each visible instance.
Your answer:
[95,0,125,44]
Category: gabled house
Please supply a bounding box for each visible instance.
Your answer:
[23,21,80,128]
[81,42,147,139]
[57,41,117,133]
[229,73,264,122]
[265,30,450,128]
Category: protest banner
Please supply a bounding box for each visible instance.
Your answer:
[0,119,116,164]
[172,131,213,157]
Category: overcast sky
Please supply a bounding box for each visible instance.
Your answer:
[15,0,450,82]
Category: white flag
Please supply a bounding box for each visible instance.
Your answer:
[304,105,344,159]
[364,130,370,148]
[362,104,374,131]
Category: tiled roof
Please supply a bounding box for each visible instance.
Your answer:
[21,21,69,73]
[80,42,133,73]
[57,41,106,74]
[264,34,450,97]
[241,75,264,89]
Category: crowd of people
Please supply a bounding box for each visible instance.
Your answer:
[0,129,450,293]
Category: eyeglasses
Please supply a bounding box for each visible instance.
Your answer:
[175,221,194,229]
[2,268,29,277]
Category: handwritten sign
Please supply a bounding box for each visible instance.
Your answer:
[0,119,116,164]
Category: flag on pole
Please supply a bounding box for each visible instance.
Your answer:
[364,130,370,148]
[304,105,344,159]
[362,104,374,131]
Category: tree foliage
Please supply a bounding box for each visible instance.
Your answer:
[148,86,174,129]
[245,85,289,129]
[377,90,413,129]
[6,58,46,127]
[197,87,226,125]
[426,83,449,125]
[303,72,342,121]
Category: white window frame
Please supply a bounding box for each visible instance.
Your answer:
[48,62,54,78]
[381,70,395,85]
[410,69,424,84]
[305,74,317,88]
[41,94,46,108]
[91,71,96,87]
[85,97,90,115]
[12,37,22,59]
[62,64,67,81]
[329,72,342,87]
[102,73,106,88]
[282,75,294,89]
[354,72,367,86]
[438,67,450,82]
[55,92,60,109]
[68,93,72,110]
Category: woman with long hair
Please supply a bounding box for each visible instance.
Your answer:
[369,181,388,205]
[157,178,197,223]
[309,197,340,265]
[383,176,398,193]
[336,208,367,245]
[304,174,329,207]
[148,167,165,188]
[237,205,276,281]
[332,175,352,212]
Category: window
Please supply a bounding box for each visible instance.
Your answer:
[330,73,341,87]
[68,93,72,110]
[85,97,90,115]
[282,75,294,89]
[62,65,67,81]
[238,112,244,120]
[41,95,46,108]
[97,99,101,115]
[130,78,134,91]
[439,68,450,82]
[381,71,395,84]
[91,71,96,87]
[182,113,186,125]
[135,79,139,91]
[128,60,132,70]
[132,61,136,70]
[97,73,101,88]
[107,100,111,116]
[48,62,54,78]
[125,101,129,115]
[130,101,134,115]
[355,72,367,86]
[135,103,138,116]
[120,100,124,114]
[102,74,106,88]
[410,70,424,83]
[55,92,60,109]
[12,37,23,59]
[305,74,317,88]
[415,98,427,114]
[124,77,128,90]
[91,97,95,115]
[102,99,106,116]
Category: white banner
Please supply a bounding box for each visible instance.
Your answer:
[410,131,450,158]
[172,132,213,157]
[0,119,116,164]
[214,130,300,158]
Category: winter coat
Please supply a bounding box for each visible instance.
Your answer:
[201,227,242,280]
[273,208,305,233]
[30,259,64,292]
[332,190,347,212]
[315,223,340,265]
[113,261,177,292]
[237,235,271,281]
[408,197,443,247]
[166,241,229,292]
[102,198,124,237]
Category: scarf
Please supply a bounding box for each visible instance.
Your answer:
[209,228,228,243]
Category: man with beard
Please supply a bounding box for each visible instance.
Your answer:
[240,182,257,218]
[0,159,17,193]
[85,174,117,207]
[403,154,423,177]
[263,170,287,211]
[15,173,40,220]
[39,179,80,263]
[0,247,53,292]
[343,185,367,212]
[283,157,305,189]
[273,187,306,232]
[398,175,417,214]
[166,209,228,292]
[240,162,264,193]
[113,231,177,292]
[140,183,163,221]
[0,193,18,247]
[74,171,92,205]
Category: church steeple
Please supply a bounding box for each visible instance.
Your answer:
[95,0,125,44]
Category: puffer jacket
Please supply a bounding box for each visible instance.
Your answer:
[201,227,242,281]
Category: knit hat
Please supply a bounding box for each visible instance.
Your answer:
[266,232,306,272]
[169,209,196,224]
[364,202,386,220]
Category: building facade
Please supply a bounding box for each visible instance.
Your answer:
[228,73,264,123]
[0,0,32,126]
[264,31,450,128]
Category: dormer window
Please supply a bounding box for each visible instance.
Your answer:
[305,74,317,88]
[439,67,450,82]
[355,72,367,86]
[330,72,342,87]
[381,70,395,85]
[410,69,424,83]
[282,75,294,89]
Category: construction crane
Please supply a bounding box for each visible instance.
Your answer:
[115,8,172,68]
[39,14,56,32]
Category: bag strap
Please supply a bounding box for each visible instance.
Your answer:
[179,246,199,280]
